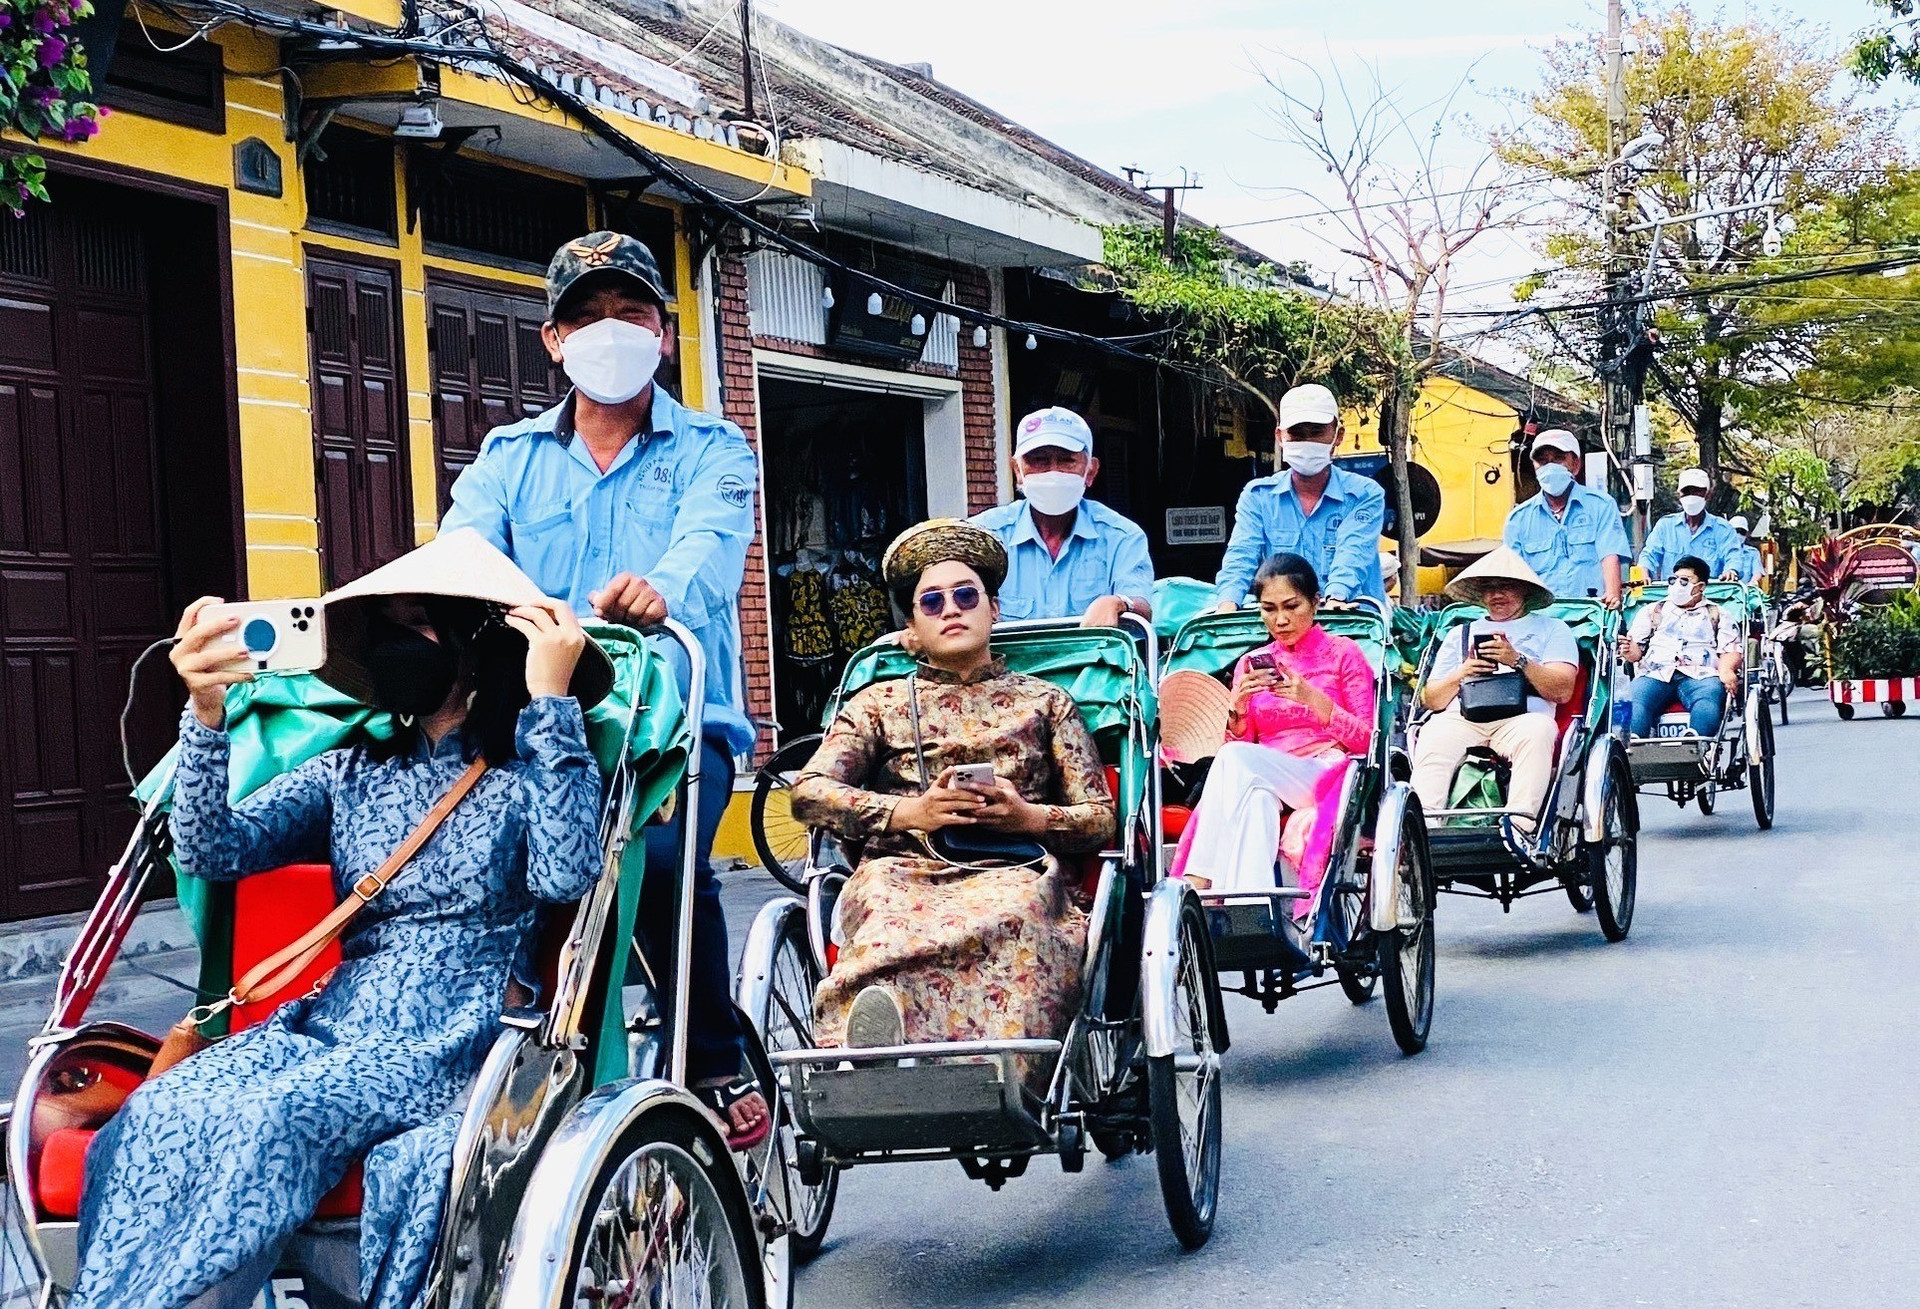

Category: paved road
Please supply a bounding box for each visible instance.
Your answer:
[12,694,1914,1307]
[793,694,1920,1309]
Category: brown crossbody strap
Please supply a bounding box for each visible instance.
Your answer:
[225,755,489,1007]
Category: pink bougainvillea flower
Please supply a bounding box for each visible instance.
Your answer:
[38,36,68,67]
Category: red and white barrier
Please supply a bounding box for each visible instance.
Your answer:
[1829,677,1920,704]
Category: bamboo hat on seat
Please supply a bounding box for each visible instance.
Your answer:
[1443,544,1554,613]
[1158,670,1236,764]
[316,528,614,708]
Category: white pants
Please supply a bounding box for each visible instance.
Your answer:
[1410,710,1561,827]
[1178,742,1339,894]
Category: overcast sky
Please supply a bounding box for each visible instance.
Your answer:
[759,0,1907,337]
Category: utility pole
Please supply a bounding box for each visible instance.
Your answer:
[1601,0,1645,553]
[739,0,756,123]
[1146,170,1202,259]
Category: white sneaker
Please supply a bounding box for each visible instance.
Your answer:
[846,985,905,1048]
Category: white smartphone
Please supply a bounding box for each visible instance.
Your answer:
[204,600,327,675]
[948,762,997,790]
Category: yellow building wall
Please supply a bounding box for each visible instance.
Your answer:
[1406,377,1521,595]
[29,24,716,601]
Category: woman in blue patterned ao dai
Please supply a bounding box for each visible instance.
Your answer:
[70,591,603,1309]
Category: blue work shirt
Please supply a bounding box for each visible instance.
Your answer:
[1214,464,1387,606]
[1728,541,1764,585]
[1639,511,1741,584]
[970,498,1155,621]
[441,387,760,755]
[1502,484,1632,600]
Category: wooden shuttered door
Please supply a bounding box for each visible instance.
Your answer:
[426,279,561,514]
[306,253,412,588]
[0,204,171,918]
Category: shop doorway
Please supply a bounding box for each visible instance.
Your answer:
[0,174,238,920]
[759,376,928,738]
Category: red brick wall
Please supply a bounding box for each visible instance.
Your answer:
[714,251,776,764]
[715,250,1007,762]
[952,266,1001,514]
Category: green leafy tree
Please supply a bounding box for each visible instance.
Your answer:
[1100,224,1383,424]
[1498,7,1908,480]
[1850,0,1920,85]
[1758,448,1840,555]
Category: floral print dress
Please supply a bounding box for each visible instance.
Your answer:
[71,697,602,1309]
[791,660,1113,1055]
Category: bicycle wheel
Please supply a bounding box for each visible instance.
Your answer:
[747,911,838,1258]
[751,734,824,895]
[1147,895,1222,1251]
[569,1110,763,1309]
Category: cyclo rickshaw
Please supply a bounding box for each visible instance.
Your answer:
[733,615,1230,1252]
[1622,582,1779,831]
[1156,598,1436,1055]
[1407,599,1641,941]
[2,622,796,1309]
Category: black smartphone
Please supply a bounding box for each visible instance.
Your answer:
[1248,652,1279,675]
[1472,634,1497,660]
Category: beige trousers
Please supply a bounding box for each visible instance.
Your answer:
[1410,710,1562,826]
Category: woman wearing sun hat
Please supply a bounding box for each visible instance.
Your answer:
[71,529,607,1309]
[1409,545,1582,832]
[788,519,1114,1061]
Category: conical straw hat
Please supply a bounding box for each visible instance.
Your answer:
[1158,670,1235,764]
[316,528,614,708]
[1443,544,1554,613]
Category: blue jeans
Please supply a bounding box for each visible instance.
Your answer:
[1627,673,1727,738]
[638,634,746,1084]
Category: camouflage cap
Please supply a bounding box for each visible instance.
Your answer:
[546,231,668,319]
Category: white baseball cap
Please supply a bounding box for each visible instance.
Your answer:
[1731,515,1751,532]
[1014,406,1092,458]
[1278,384,1340,431]
[1530,428,1581,457]
[1677,467,1712,491]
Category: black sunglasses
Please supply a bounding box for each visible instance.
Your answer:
[916,584,984,618]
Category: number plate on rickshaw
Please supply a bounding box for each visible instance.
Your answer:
[1653,720,1692,739]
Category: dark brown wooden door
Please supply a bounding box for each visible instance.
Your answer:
[0,204,170,919]
[426,279,561,514]
[307,254,411,587]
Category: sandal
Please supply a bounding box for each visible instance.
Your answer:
[695,1077,772,1152]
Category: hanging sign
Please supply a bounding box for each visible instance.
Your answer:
[1166,506,1227,545]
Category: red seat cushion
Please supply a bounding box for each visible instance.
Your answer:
[1162,805,1192,840]
[231,864,341,1029]
[34,865,366,1221]
[35,1127,92,1218]
[1554,659,1592,754]
[37,1126,362,1220]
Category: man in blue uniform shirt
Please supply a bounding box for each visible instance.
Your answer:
[1639,466,1742,583]
[1501,428,1631,606]
[1727,516,1765,585]
[1213,383,1388,610]
[441,231,766,1145]
[970,406,1155,627]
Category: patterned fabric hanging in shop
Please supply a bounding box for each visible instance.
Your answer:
[780,565,838,664]
[830,563,893,655]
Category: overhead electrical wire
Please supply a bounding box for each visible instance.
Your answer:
[146,0,1206,372]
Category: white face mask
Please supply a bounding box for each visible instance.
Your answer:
[1669,578,1700,604]
[1679,494,1707,517]
[560,318,662,405]
[1282,441,1334,477]
[1020,470,1088,517]
[1536,463,1577,497]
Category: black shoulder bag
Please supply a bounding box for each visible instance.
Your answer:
[907,673,1049,869]
[1456,625,1530,723]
